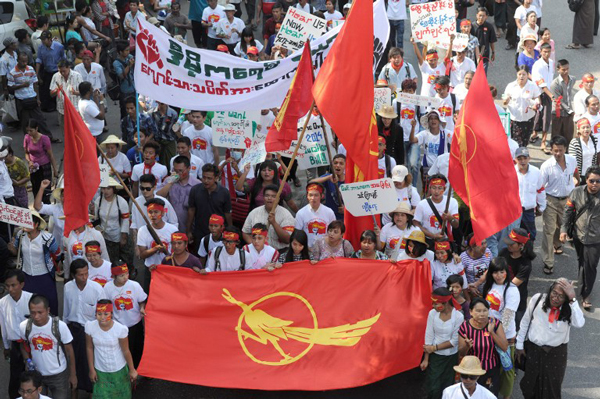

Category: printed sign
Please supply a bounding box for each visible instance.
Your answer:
[395,92,441,108]
[429,33,469,52]
[409,0,456,43]
[0,203,33,229]
[239,124,268,169]
[339,178,397,217]
[99,164,110,186]
[374,87,392,112]
[274,8,327,52]
[211,111,261,149]
[277,115,335,170]
[133,0,389,111]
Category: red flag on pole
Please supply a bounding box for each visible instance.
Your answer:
[265,42,314,153]
[448,63,521,243]
[312,0,379,247]
[62,89,101,237]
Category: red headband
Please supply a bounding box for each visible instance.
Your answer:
[223,231,240,241]
[425,53,439,61]
[111,264,129,276]
[577,118,591,129]
[432,294,461,311]
[378,136,386,144]
[209,214,225,225]
[460,19,471,26]
[429,178,446,187]
[252,228,268,237]
[435,241,451,251]
[306,184,323,194]
[508,230,529,244]
[85,245,101,254]
[96,303,113,313]
[147,203,165,212]
[580,75,595,88]
[171,232,188,242]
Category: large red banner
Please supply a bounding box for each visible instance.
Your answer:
[138,259,432,390]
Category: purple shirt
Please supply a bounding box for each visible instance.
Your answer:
[168,176,200,231]
[160,253,203,268]
[248,178,292,206]
[24,134,51,165]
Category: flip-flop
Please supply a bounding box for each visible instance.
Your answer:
[583,300,592,310]
[566,43,582,49]
[554,247,564,255]
[529,136,539,144]
[543,266,553,275]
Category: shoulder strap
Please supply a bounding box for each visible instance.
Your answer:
[203,234,211,255]
[427,198,449,237]
[52,316,64,365]
[25,318,33,343]
[450,93,457,110]
[405,62,410,79]
[524,294,544,342]
[238,248,245,270]
[385,155,391,177]
[214,246,223,271]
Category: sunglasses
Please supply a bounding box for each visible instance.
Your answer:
[588,179,600,184]
[140,186,154,191]
[460,374,479,380]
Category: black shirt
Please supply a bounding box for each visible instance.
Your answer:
[499,248,531,311]
[471,21,497,58]
[188,183,231,237]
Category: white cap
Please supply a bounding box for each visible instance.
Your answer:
[391,165,408,182]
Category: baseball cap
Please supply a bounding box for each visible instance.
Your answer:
[217,44,229,53]
[247,46,259,55]
[391,165,409,183]
[515,147,530,158]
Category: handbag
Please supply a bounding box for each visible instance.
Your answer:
[1,95,19,123]
[226,163,250,227]
[568,0,585,12]
[514,294,544,371]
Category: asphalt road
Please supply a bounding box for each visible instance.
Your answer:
[1,0,600,397]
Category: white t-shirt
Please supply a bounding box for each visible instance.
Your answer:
[514,5,539,36]
[183,125,215,164]
[170,153,205,179]
[206,248,244,272]
[136,222,179,267]
[234,40,264,57]
[130,194,178,229]
[88,260,113,287]
[201,5,226,38]
[378,155,397,179]
[386,0,407,20]
[19,318,73,376]
[582,112,600,141]
[85,320,128,372]
[64,228,110,278]
[397,249,435,263]
[295,204,337,247]
[198,234,224,258]
[573,88,599,119]
[414,196,459,236]
[415,130,451,168]
[98,152,131,175]
[419,62,446,97]
[449,56,476,88]
[131,162,169,184]
[453,83,469,103]
[380,223,418,259]
[485,283,520,339]
[63,279,106,325]
[0,291,33,348]
[504,80,542,122]
[393,101,420,142]
[434,94,460,135]
[103,279,148,327]
[431,260,467,290]
[215,16,245,44]
[78,99,104,137]
[94,195,130,242]
[243,244,279,270]
[381,186,421,225]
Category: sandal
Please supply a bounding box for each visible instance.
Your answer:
[565,43,582,49]
[554,246,564,255]
[544,148,552,155]
[582,300,592,310]
[543,265,553,275]
[529,135,539,144]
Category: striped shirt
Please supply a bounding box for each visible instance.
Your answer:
[458,318,500,370]
[460,249,493,286]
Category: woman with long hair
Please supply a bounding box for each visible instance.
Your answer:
[24,119,58,204]
[516,278,584,399]
[278,229,312,264]
[420,287,464,399]
[481,257,520,399]
[310,220,354,261]
[236,160,298,212]
[234,27,264,58]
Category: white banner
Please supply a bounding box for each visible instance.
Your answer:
[429,33,469,52]
[409,0,456,43]
[340,178,397,217]
[134,0,389,110]
[211,111,261,149]
[395,92,441,108]
[0,203,33,229]
[277,114,336,170]
[374,87,392,112]
[274,8,327,51]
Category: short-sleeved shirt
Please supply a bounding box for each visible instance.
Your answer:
[246,178,292,207]
[6,157,29,187]
[131,162,168,183]
[183,125,215,165]
[461,248,493,286]
[88,260,113,287]
[419,62,445,97]
[85,320,128,372]
[113,55,135,94]
[295,204,336,247]
[517,50,539,73]
[124,10,146,34]
[188,184,232,237]
[19,318,74,376]
[7,65,37,100]
[49,70,83,115]
[165,13,191,37]
[431,260,467,290]
[380,223,418,259]
[414,196,459,236]
[103,279,148,327]
[415,130,451,168]
[35,41,65,73]
[201,5,226,38]
[242,205,295,250]
[136,222,179,267]
[78,99,104,136]
[458,318,500,370]
[24,135,51,165]
[485,282,520,338]
[98,152,131,176]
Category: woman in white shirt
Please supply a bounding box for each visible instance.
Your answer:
[98,135,131,183]
[85,300,137,398]
[503,66,541,147]
[382,165,420,227]
[432,239,466,291]
[481,257,520,398]
[94,177,131,266]
[397,230,435,264]
[568,118,597,178]
[379,201,417,260]
[420,287,464,399]
[515,278,584,399]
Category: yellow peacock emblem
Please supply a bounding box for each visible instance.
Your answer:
[222,288,381,366]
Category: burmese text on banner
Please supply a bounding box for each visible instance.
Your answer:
[133,1,388,111]
[138,259,431,390]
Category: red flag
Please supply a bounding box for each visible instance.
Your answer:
[265,42,314,152]
[448,62,521,243]
[62,89,101,236]
[138,259,431,390]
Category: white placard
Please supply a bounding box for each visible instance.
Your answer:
[274,8,327,52]
[499,112,511,136]
[374,87,392,112]
[277,115,335,170]
[409,0,456,43]
[99,164,110,186]
[0,203,33,229]
[339,178,397,217]
[212,111,261,149]
[395,92,442,108]
[429,33,469,52]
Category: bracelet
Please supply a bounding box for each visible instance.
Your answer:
[435,344,438,351]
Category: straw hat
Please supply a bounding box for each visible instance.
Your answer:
[521,34,538,45]
[405,230,428,247]
[100,135,126,149]
[377,105,398,119]
[51,175,64,202]
[147,17,160,26]
[30,209,47,230]
[389,202,413,217]
[100,176,123,190]
[453,356,486,376]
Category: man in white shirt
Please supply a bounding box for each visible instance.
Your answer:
[432,75,460,136]
[204,227,246,272]
[130,141,169,197]
[74,50,106,95]
[531,43,555,151]
[0,270,33,399]
[515,147,546,241]
[540,136,580,274]
[49,60,83,127]
[183,111,220,166]
[215,4,245,53]
[130,174,178,235]
[448,48,476,89]
[63,259,105,393]
[386,0,408,49]
[295,183,336,247]
[378,47,417,94]
[20,295,77,399]
[573,73,598,119]
[17,370,53,399]
[169,136,205,178]
[581,95,600,141]
[77,81,105,140]
[441,356,495,398]
[201,0,226,50]
[411,38,448,98]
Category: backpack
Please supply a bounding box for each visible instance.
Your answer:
[568,0,585,12]
[25,316,65,366]
[213,246,246,271]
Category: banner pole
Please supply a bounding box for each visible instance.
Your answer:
[96,143,163,247]
[136,92,141,149]
[441,184,453,237]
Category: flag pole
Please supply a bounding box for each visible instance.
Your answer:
[270,101,316,219]
[441,183,453,238]
[96,143,163,246]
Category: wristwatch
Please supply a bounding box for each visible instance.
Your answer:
[570,297,577,304]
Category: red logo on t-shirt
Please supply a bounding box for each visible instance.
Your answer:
[486,292,502,312]
[439,105,452,117]
[427,75,436,84]
[594,122,600,134]
[378,168,386,178]
[208,14,221,23]
[91,276,108,287]
[192,137,207,150]
[401,109,415,120]
[151,240,169,250]
[114,296,134,311]
[31,334,54,352]
[429,214,441,229]
[389,237,401,249]
[72,242,83,257]
[308,220,326,235]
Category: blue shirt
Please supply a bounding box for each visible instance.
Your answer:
[66,30,83,43]
[517,50,539,74]
[319,173,344,220]
[127,146,143,167]
[113,55,135,94]
[121,114,159,144]
[35,41,65,73]
[189,0,208,22]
